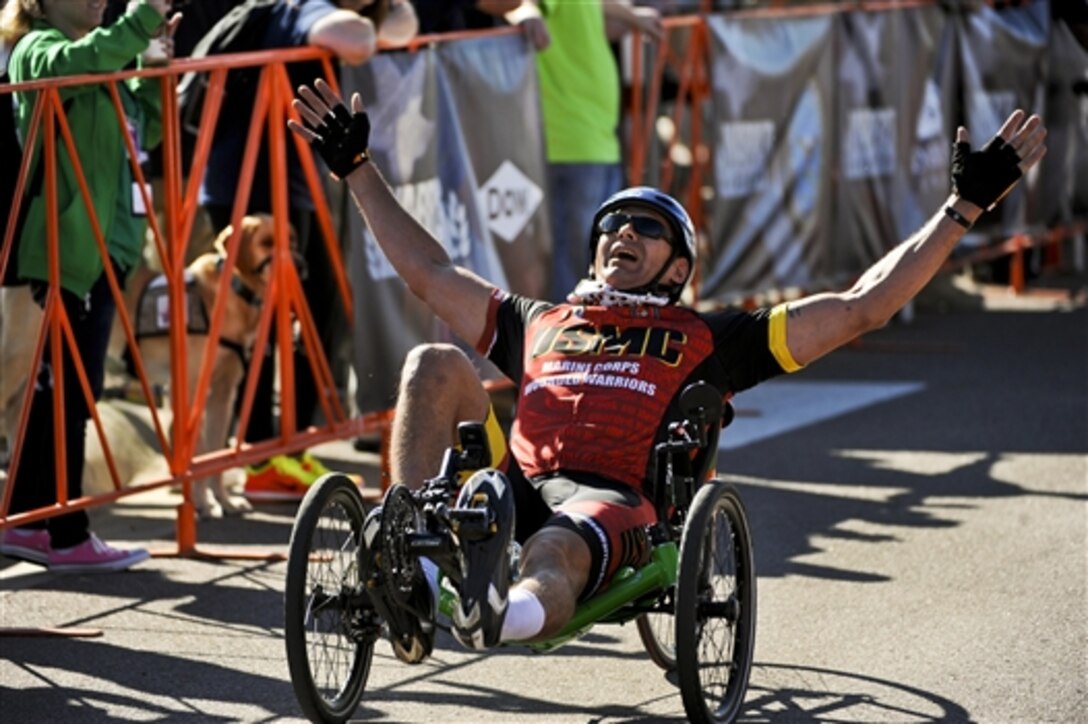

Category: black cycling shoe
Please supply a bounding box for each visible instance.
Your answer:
[360,501,435,664]
[450,469,515,651]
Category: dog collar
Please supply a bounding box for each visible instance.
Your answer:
[217,257,263,308]
[231,274,262,307]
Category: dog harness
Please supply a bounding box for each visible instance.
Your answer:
[132,269,249,366]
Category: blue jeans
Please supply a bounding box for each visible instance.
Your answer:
[546,162,623,303]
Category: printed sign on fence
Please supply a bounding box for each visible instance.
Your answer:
[480,160,544,243]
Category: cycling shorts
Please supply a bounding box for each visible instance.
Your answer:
[477,406,657,600]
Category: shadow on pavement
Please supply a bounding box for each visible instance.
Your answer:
[722,307,1087,583]
[741,661,972,722]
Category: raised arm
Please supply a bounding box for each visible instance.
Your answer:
[288,80,495,347]
[307,9,378,65]
[784,109,1047,367]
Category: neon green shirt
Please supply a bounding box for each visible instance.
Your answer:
[536,0,621,164]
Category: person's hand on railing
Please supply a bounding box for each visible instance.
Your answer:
[518,16,551,51]
[604,2,664,44]
[626,6,665,44]
[504,2,551,51]
[287,79,372,181]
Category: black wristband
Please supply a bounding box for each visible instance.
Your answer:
[944,205,972,230]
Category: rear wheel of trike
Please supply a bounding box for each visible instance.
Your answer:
[674,480,756,723]
[637,598,677,671]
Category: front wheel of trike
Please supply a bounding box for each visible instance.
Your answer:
[284,473,377,723]
[675,480,756,723]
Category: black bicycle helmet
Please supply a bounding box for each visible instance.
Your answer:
[588,186,697,302]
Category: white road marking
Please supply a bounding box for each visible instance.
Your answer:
[721,380,925,450]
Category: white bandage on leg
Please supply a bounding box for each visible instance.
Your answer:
[500,586,546,642]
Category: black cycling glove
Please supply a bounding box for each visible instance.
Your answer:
[950,136,1022,211]
[303,102,371,180]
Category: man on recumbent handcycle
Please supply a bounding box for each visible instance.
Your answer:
[288,80,1046,663]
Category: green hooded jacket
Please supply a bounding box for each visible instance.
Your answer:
[9,2,165,296]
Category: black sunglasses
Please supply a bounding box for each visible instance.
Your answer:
[597,212,671,241]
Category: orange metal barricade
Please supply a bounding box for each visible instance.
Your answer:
[0,48,378,558]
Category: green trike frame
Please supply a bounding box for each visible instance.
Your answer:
[283,383,757,723]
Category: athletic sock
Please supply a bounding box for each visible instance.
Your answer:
[420,556,440,602]
[420,557,455,628]
[422,556,545,639]
[500,586,546,642]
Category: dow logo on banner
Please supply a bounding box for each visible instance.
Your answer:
[479,160,543,243]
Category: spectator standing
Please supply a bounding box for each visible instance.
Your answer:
[506,0,663,303]
[197,0,417,502]
[0,0,178,572]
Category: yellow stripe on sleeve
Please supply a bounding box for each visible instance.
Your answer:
[769,303,804,373]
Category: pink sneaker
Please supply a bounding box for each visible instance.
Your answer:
[0,528,51,565]
[48,534,150,573]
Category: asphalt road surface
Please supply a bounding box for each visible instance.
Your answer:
[1,281,1085,722]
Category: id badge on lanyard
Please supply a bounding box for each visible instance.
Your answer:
[126,117,152,216]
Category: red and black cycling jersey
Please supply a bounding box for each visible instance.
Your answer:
[476,290,800,493]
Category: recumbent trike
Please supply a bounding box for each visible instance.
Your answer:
[283,382,757,723]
